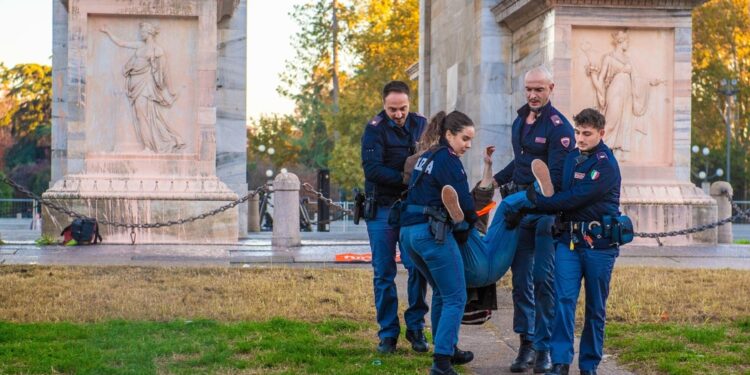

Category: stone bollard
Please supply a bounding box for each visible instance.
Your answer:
[272,172,301,249]
[247,193,260,232]
[711,181,734,244]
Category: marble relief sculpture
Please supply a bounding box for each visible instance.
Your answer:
[582,29,665,159]
[101,22,185,154]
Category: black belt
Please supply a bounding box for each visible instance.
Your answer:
[560,220,616,249]
[499,182,529,197]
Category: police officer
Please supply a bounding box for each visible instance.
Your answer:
[493,67,575,372]
[361,81,429,354]
[526,108,622,375]
[400,110,477,375]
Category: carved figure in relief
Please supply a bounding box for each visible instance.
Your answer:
[583,30,664,160]
[100,22,185,153]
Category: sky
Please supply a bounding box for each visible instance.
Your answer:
[0,0,300,120]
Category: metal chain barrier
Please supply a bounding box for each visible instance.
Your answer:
[1,174,269,244]
[633,190,750,245]
[301,182,352,225]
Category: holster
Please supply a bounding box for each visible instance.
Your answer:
[424,206,449,244]
[362,194,377,220]
[353,193,365,225]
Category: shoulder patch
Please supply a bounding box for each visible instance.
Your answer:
[561,137,571,148]
[550,114,564,127]
[596,152,608,160]
[368,115,383,126]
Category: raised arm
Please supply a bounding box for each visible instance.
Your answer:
[480,146,495,189]
[100,27,141,49]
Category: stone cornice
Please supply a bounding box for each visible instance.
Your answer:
[491,0,707,31]
[59,0,239,21]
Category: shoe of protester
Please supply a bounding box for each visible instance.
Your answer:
[441,185,465,222]
[531,159,554,197]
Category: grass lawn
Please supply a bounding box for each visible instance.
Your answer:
[0,265,749,374]
[0,318,431,374]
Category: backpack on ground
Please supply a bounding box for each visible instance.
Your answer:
[61,218,102,245]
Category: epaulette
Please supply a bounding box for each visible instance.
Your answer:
[596,151,608,160]
[368,115,383,126]
[413,112,427,120]
[550,114,564,127]
[447,147,458,157]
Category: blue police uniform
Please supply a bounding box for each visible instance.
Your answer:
[493,102,575,352]
[531,140,621,372]
[361,110,429,342]
[400,143,477,357]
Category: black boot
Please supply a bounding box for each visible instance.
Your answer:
[544,363,569,375]
[579,370,597,375]
[406,329,429,353]
[376,337,397,354]
[533,350,552,373]
[510,335,536,372]
[451,346,474,365]
[430,354,458,375]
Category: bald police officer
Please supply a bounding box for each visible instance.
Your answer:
[361,81,429,354]
[494,67,575,373]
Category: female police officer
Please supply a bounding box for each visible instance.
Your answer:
[399,111,477,375]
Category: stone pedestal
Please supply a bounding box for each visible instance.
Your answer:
[45,0,246,244]
[272,173,301,249]
[711,181,733,244]
[420,0,713,245]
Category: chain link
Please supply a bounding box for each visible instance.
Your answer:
[1,174,268,230]
[301,182,353,217]
[633,190,750,239]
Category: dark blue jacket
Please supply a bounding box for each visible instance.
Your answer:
[534,141,621,223]
[400,143,478,227]
[361,111,426,206]
[494,102,575,191]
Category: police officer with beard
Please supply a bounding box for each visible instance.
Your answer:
[361,81,429,354]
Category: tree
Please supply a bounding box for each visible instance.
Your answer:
[692,0,750,199]
[0,63,52,197]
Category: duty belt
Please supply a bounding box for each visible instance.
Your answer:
[406,204,448,221]
[499,182,529,198]
[561,220,614,249]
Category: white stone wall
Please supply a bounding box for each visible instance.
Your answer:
[216,0,249,235]
[423,0,513,185]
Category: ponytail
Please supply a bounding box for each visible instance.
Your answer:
[416,110,474,154]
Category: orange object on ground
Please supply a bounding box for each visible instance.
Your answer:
[476,201,497,217]
[334,253,402,263]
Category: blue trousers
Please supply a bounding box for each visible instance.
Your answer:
[550,242,618,371]
[511,212,556,351]
[459,191,530,288]
[366,207,428,340]
[400,222,466,356]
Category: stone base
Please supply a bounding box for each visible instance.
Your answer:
[621,180,717,245]
[41,175,239,244]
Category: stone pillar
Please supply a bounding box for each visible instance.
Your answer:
[247,193,260,232]
[711,181,733,244]
[272,172,301,249]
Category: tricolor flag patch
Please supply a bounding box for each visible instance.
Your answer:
[590,170,600,180]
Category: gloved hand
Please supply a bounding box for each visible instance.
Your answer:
[453,221,471,244]
[504,210,524,229]
[525,184,538,203]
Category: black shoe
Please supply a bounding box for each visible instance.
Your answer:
[533,350,552,373]
[580,371,596,375]
[510,335,536,372]
[544,363,569,375]
[377,337,397,354]
[405,329,429,353]
[451,346,474,365]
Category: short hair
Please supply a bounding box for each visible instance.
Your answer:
[573,108,606,130]
[524,66,554,84]
[382,81,410,100]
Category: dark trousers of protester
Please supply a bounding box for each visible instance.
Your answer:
[400,223,467,356]
[511,213,556,351]
[549,242,618,371]
[365,206,429,340]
